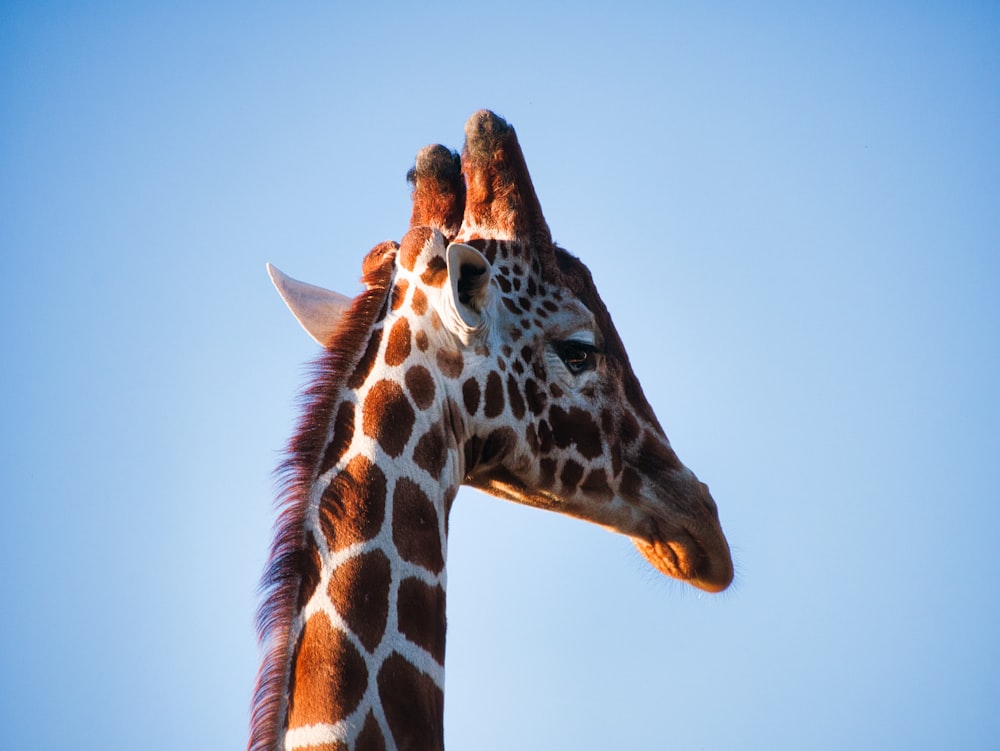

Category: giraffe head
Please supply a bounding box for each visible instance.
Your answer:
[273,110,732,594]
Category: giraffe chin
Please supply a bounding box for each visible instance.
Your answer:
[633,529,734,594]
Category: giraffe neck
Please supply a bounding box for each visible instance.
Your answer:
[279,277,467,750]
[282,399,458,750]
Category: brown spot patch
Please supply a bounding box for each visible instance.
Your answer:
[377,653,444,751]
[560,459,584,489]
[348,328,384,389]
[397,578,447,665]
[390,279,409,311]
[415,330,429,351]
[319,456,387,552]
[581,468,614,501]
[539,457,557,488]
[538,419,553,453]
[296,531,322,611]
[420,255,448,288]
[483,371,504,418]
[356,711,386,751]
[621,411,640,445]
[385,317,412,367]
[480,427,516,465]
[319,400,356,475]
[620,466,641,498]
[363,380,415,457]
[525,423,539,452]
[412,287,428,316]
[413,423,447,480]
[524,378,547,416]
[479,239,498,264]
[462,377,480,415]
[462,435,483,472]
[640,433,683,472]
[443,486,457,534]
[549,405,603,459]
[393,478,444,574]
[399,226,432,271]
[436,349,464,378]
[405,365,436,410]
[328,549,391,653]
[506,374,525,419]
[287,614,367,728]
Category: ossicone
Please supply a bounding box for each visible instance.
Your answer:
[457,110,551,246]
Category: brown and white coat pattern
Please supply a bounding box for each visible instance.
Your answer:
[251,111,733,751]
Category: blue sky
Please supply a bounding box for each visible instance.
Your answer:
[2,2,998,749]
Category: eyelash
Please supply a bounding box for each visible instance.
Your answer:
[553,340,601,374]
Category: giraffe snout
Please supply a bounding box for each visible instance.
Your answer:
[632,471,733,593]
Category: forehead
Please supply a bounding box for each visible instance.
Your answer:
[550,248,622,350]
[464,238,620,348]
[491,244,601,340]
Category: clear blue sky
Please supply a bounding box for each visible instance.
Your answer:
[2,2,998,749]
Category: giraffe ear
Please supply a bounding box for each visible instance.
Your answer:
[446,242,491,328]
[267,263,353,347]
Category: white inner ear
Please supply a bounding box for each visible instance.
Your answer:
[446,242,491,328]
[267,263,353,347]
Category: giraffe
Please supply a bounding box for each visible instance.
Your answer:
[251,110,733,751]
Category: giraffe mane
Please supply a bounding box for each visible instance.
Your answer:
[249,241,398,751]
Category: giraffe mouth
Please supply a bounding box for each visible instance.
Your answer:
[634,513,733,593]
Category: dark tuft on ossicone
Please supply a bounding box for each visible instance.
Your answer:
[407,145,464,237]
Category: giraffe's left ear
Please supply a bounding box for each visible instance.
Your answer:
[267,263,353,347]
[446,242,491,328]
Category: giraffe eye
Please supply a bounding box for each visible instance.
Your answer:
[554,340,600,374]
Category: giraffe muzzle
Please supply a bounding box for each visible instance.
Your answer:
[633,481,734,593]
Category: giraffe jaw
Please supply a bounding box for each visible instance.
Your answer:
[469,470,733,592]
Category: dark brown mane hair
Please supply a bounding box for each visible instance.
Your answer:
[249,241,398,751]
